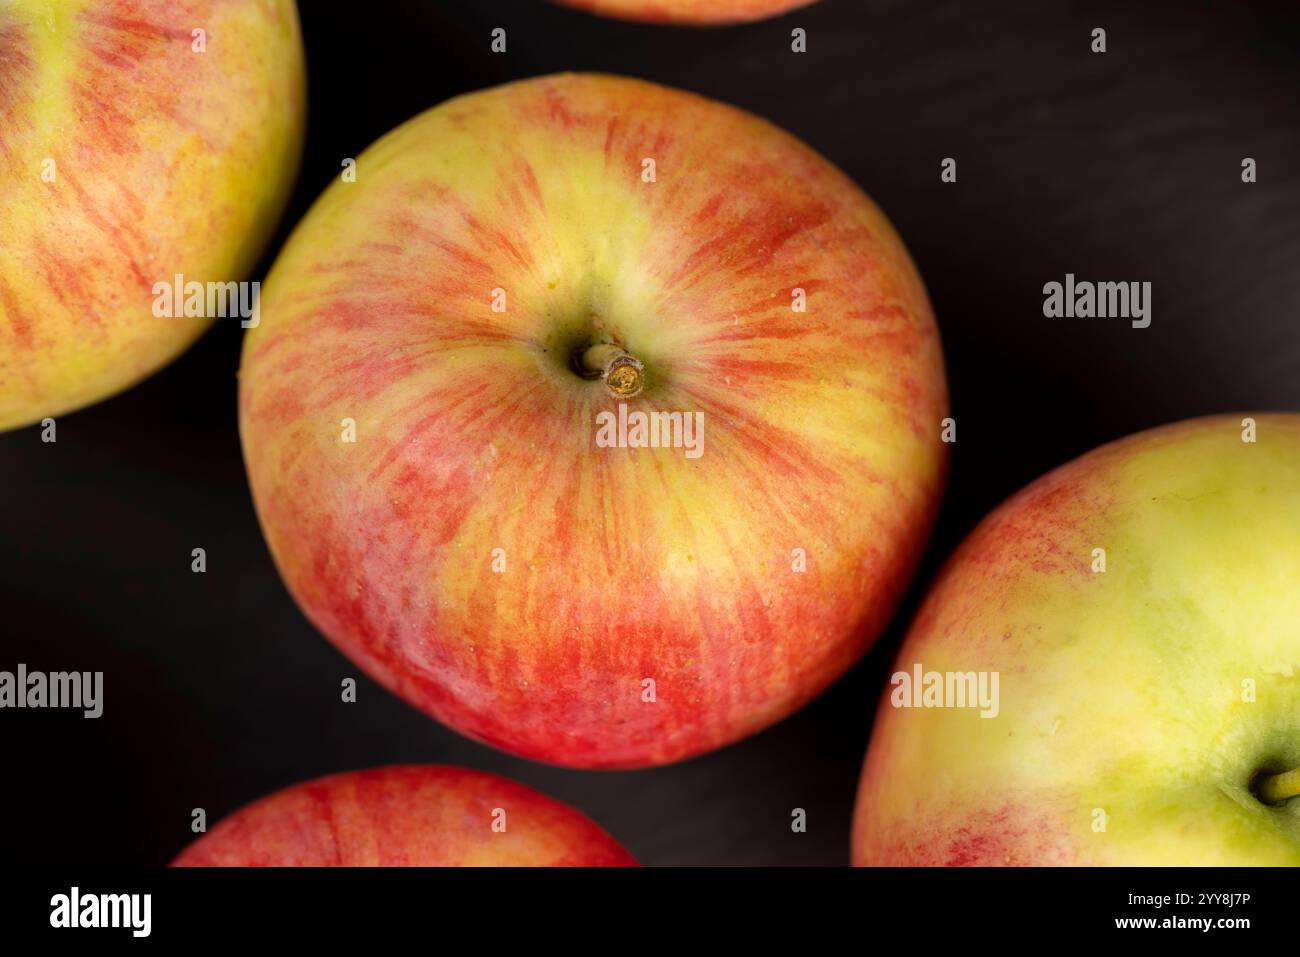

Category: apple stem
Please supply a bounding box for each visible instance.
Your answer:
[1256,766,1300,805]
[580,343,645,399]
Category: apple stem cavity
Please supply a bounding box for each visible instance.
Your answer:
[580,343,645,399]
[1256,766,1300,806]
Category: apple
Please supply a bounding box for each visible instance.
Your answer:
[551,0,819,25]
[0,0,304,431]
[853,414,1300,866]
[239,73,947,768]
[172,765,636,866]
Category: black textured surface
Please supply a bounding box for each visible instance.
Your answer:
[2,0,1298,867]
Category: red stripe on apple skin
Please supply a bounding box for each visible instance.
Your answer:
[60,172,155,291]
[426,237,497,280]
[517,158,546,213]
[693,190,727,224]
[544,84,580,130]
[78,11,194,44]
[30,238,109,336]
[0,279,36,352]
[596,105,675,175]
[0,22,34,163]
[366,383,498,485]
[89,41,144,71]
[602,116,621,164]
[707,316,821,340]
[663,202,833,290]
[459,209,535,272]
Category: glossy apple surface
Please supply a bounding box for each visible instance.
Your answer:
[552,0,818,24]
[173,766,635,866]
[854,414,1300,865]
[240,73,947,768]
[0,0,304,430]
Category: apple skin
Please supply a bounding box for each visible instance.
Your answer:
[239,73,947,768]
[0,0,304,431]
[551,0,819,25]
[853,414,1300,866]
[172,766,636,866]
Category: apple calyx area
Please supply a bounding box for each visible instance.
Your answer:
[578,342,645,399]
[1254,765,1300,806]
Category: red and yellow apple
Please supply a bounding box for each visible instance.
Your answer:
[172,765,635,866]
[0,0,304,431]
[854,414,1300,865]
[551,0,819,25]
[239,73,947,768]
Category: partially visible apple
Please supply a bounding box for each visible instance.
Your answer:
[854,414,1300,866]
[551,0,818,24]
[0,0,304,431]
[172,766,636,866]
[238,73,947,768]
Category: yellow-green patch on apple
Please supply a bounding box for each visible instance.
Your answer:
[855,414,1300,866]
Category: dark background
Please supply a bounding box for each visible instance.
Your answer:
[2,0,1298,867]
